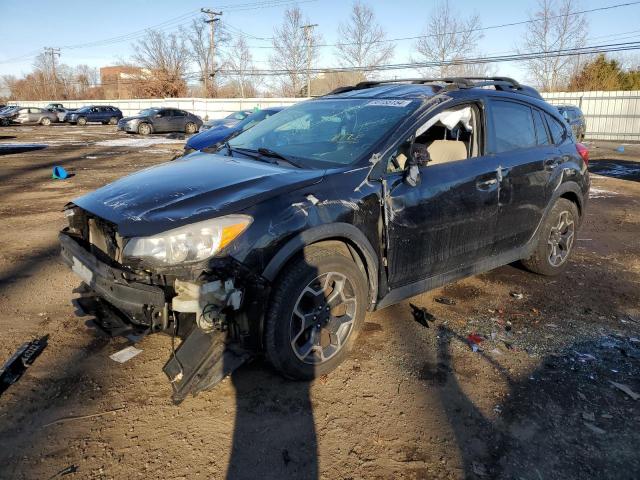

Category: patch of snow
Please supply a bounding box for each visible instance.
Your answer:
[93,137,185,148]
[589,187,619,199]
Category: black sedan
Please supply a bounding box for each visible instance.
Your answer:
[117,108,203,135]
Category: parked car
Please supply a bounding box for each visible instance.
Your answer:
[13,107,58,125]
[0,105,20,126]
[117,108,202,135]
[557,105,586,142]
[185,107,284,153]
[48,107,77,122]
[200,110,253,131]
[59,77,590,403]
[46,103,67,110]
[65,105,123,125]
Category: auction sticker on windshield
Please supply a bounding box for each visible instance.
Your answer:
[365,99,412,107]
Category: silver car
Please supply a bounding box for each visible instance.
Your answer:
[14,107,58,126]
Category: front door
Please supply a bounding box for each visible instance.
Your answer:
[383,103,501,289]
[153,109,173,132]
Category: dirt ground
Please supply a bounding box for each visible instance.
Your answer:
[0,125,638,480]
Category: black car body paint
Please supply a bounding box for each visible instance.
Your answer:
[59,79,590,402]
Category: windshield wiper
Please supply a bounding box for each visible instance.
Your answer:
[256,147,303,168]
[231,146,277,164]
[223,141,233,157]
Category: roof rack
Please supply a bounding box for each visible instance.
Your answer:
[328,76,542,99]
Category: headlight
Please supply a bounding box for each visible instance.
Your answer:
[122,215,252,267]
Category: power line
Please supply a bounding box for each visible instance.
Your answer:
[245,0,640,49]
[15,40,640,89]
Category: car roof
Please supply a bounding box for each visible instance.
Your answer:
[323,77,543,103]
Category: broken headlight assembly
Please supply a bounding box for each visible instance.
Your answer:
[122,215,252,267]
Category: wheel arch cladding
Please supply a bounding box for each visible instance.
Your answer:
[559,190,582,218]
[262,223,379,309]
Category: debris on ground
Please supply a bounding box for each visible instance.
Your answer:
[467,333,485,352]
[52,165,69,179]
[609,381,640,400]
[434,296,456,305]
[109,345,142,363]
[409,303,435,328]
[0,335,48,396]
[510,292,524,299]
[47,464,78,479]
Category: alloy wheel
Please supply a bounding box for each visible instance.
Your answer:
[290,271,357,365]
[547,210,575,267]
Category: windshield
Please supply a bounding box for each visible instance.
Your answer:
[226,111,248,120]
[228,99,418,167]
[237,109,280,132]
[139,108,159,116]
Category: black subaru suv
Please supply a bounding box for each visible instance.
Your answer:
[59,77,590,403]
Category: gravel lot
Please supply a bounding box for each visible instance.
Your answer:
[0,124,638,480]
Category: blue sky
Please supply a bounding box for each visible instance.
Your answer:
[1,0,639,85]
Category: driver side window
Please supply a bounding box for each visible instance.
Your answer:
[387,105,480,173]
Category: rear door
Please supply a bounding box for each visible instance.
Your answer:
[384,101,502,289]
[487,99,559,253]
[171,110,187,131]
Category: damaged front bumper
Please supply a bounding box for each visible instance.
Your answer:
[59,231,266,403]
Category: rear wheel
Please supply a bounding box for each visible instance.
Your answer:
[40,117,51,126]
[521,198,579,276]
[265,247,367,380]
[138,122,152,135]
[77,117,87,126]
[185,122,197,134]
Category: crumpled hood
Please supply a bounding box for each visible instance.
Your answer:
[186,124,237,151]
[73,152,325,237]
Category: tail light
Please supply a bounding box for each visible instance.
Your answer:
[576,143,589,165]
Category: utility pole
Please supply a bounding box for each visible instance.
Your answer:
[301,24,317,97]
[201,8,222,96]
[44,47,61,96]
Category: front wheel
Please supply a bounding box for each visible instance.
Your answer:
[522,198,579,276]
[40,117,51,126]
[185,122,197,134]
[77,117,87,126]
[108,116,118,125]
[265,247,367,380]
[138,122,152,135]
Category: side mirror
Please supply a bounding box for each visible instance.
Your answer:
[404,143,430,187]
[410,143,431,166]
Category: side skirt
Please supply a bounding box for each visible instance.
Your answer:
[374,245,531,311]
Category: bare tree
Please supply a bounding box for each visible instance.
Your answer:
[131,29,191,97]
[270,7,320,96]
[413,0,484,77]
[519,0,588,91]
[335,1,394,77]
[223,37,260,98]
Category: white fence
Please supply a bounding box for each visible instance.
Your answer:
[541,91,640,141]
[9,97,302,121]
[11,91,640,141]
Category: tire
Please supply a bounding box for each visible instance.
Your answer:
[138,123,152,135]
[265,246,367,380]
[108,117,118,125]
[185,122,197,134]
[40,117,51,126]
[77,117,87,126]
[521,198,579,276]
